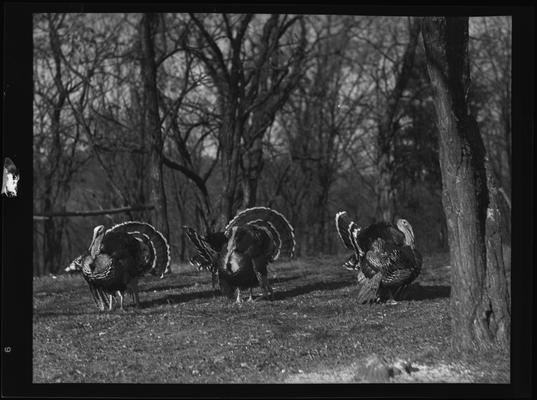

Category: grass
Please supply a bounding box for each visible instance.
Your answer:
[33,252,510,383]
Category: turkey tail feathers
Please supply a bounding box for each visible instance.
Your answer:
[133,232,156,274]
[106,221,171,277]
[89,225,105,257]
[335,211,354,250]
[183,226,218,270]
[356,272,382,304]
[225,207,295,259]
[348,221,364,257]
[246,219,281,260]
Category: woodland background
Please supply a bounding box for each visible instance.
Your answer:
[32,14,511,276]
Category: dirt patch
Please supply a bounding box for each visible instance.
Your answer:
[285,359,503,383]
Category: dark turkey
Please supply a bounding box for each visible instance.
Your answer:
[335,211,422,305]
[65,221,170,311]
[183,207,295,303]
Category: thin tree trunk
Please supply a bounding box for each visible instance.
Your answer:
[172,172,187,261]
[43,198,63,274]
[43,16,68,274]
[376,148,396,222]
[376,18,421,222]
[241,136,264,209]
[219,112,243,227]
[422,16,510,351]
[131,86,150,221]
[140,13,170,242]
[314,191,329,254]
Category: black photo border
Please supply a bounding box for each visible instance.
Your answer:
[1,2,533,398]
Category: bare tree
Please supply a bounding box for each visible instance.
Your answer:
[186,13,307,226]
[422,16,510,350]
[34,13,96,273]
[277,15,374,254]
[373,17,421,222]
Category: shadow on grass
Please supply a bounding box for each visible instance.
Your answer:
[269,275,303,285]
[272,279,355,301]
[34,305,129,317]
[139,289,219,308]
[36,288,221,316]
[402,283,451,301]
[139,283,194,293]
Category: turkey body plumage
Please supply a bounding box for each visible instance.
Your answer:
[335,211,422,304]
[66,221,170,311]
[218,223,276,301]
[184,207,295,303]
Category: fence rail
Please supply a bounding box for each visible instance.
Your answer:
[33,205,154,220]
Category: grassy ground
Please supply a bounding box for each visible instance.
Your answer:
[33,253,510,383]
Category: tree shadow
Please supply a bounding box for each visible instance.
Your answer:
[401,283,451,301]
[272,280,355,301]
[139,283,194,293]
[34,310,102,318]
[139,289,219,308]
[269,274,302,285]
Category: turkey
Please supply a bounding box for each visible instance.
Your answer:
[65,221,171,311]
[335,211,422,305]
[183,207,295,303]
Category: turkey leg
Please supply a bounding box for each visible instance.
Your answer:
[253,258,273,301]
[116,290,125,311]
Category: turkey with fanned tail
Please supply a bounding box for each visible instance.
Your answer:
[183,207,295,303]
[335,211,422,305]
[65,221,170,311]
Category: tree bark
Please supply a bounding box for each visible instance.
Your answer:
[422,16,510,351]
[140,13,170,242]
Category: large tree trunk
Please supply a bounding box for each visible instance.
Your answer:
[140,13,170,245]
[422,17,510,351]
